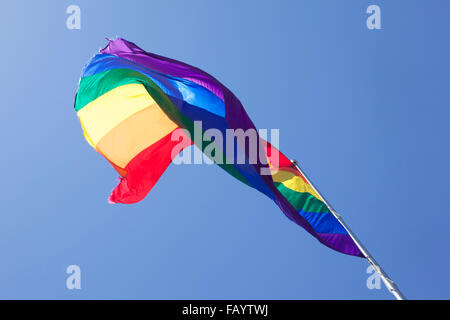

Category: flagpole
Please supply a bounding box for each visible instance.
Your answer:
[290,159,406,300]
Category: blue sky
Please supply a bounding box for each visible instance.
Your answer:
[0,0,448,299]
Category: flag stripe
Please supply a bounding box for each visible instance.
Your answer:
[75,68,155,111]
[109,128,193,204]
[77,83,167,147]
[275,183,347,234]
[317,233,362,257]
[272,169,323,201]
[100,39,225,101]
[96,103,178,168]
[275,182,330,214]
[81,54,226,118]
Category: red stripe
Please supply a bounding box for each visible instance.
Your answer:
[108,128,192,204]
[263,140,308,183]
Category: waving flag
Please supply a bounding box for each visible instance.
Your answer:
[74,38,363,257]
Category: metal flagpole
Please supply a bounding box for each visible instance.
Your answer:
[290,159,406,300]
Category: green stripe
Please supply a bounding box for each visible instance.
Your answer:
[75,68,151,111]
[275,182,331,214]
[75,67,250,187]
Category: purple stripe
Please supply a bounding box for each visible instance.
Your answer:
[100,38,225,101]
[317,233,364,257]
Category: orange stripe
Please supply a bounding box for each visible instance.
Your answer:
[96,103,178,168]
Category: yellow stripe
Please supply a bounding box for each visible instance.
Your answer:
[95,103,178,168]
[79,117,95,149]
[77,83,158,146]
[272,170,323,201]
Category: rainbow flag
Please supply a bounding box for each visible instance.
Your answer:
[75,38,363,257]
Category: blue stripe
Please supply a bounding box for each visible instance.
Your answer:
[83,54,225,118]
[173,99,276,200]
[298,210,348,234]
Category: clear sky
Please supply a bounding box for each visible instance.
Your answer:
[0,0,448,299]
